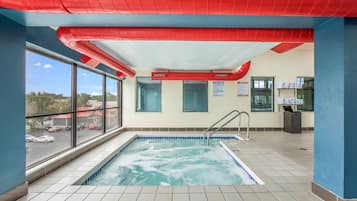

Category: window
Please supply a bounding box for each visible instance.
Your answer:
[297,77,314,111]
[183,81,208,112]
[76,68,104,144]
[136,77,161,112]
[106,77,120,131]
[25,50,72,167]
[25,49,123,168]
[251,77,274,112]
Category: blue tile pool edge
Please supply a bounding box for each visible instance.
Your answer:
[78,134,263,185]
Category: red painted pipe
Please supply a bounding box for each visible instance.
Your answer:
[271,43,305,54]
[57,27,313,43]
[80,55,100,67]
[152,61,251,81]
[57,28,136,77]
[1,0,357,17]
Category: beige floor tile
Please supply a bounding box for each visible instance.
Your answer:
[219,185,236,193]
[30,193,55,201]
[83,193,105,201]
[119,193,138,201]
[189,193,207,201]
[239,193,260,201]
[189,186,204,193]
[204,186,220,193]
[206,193,225,201]
[66,193,88,201]
[124,186,142,194]
[173,193,189,201]
[108,186,126,194]
[157,186,173,194]
[101,193,122,201]
[155,193,172,201]
[173,186,188,193]
[47,193,71,201]
[137,193,155,201]
[223,193,243,201]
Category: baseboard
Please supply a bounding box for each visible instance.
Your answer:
[0,182,28,201]
[125,127,314,132]
[312,182,357,201]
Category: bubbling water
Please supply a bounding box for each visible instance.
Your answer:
[85,138,255,185]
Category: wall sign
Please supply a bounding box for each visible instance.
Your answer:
[213,81,224,96]
[237,81,249,96]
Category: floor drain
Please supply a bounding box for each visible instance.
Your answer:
[299,148,308,151]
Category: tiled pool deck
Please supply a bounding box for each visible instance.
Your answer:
[17,131,321,201]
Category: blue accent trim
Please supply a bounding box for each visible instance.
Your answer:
[0,15,26,194]
[26,27,117,76]
[1,9,330,28]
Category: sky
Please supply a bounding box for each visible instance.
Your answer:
[26,51,117,97]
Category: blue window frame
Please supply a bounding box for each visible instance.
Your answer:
[183,81,208,112]
[136,77,161,112]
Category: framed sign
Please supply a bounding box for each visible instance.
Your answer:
[237,81,249,96]
[213,81,224,96]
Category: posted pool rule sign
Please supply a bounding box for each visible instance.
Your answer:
[213,81,224,96]
[237,81,249,96]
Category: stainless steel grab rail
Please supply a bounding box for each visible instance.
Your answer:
[203,110,250,144]
[202,110,239,141]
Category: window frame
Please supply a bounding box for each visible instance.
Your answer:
[25,47,122,168]
[297,76,314,112]
[135,76,162,112]
[182,80,209,112]
[250,76,275,112]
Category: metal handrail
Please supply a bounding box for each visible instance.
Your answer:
[238,111,250,140]
[204,110,250,144]
[203,110,239,140]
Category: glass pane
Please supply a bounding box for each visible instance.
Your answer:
[297,77,314,111]
[26,51,72,116]
[136,77,161,112]
[183,81,208,112]
[251,77,274,112]
[106,108,119,131]
[76,110,103,144]
[77,68,104,111]
[106,77,118,108]
[26,114,72,166]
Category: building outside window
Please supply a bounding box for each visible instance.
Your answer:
[136,77,161,112]
[251,77,274,112]
[76,67,104,144]
[297,77,314,111]
[183,81,208,112]
[25,49,122,168]
[106,77,121,130]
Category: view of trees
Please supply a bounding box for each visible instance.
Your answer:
[26,92,71,116]
[26,92,117,116]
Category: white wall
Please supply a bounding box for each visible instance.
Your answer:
[122,44,314,128]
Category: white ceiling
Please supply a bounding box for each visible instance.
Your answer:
[94,40,278,71]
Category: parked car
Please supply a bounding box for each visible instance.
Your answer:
[88,124,101,130]
[47,127,62,133]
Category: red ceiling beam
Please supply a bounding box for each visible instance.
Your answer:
[1,0,357,17]
[271,43,305,54]
[57,27,314,43]
[152,61,251,81]
[57,28,136,77]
